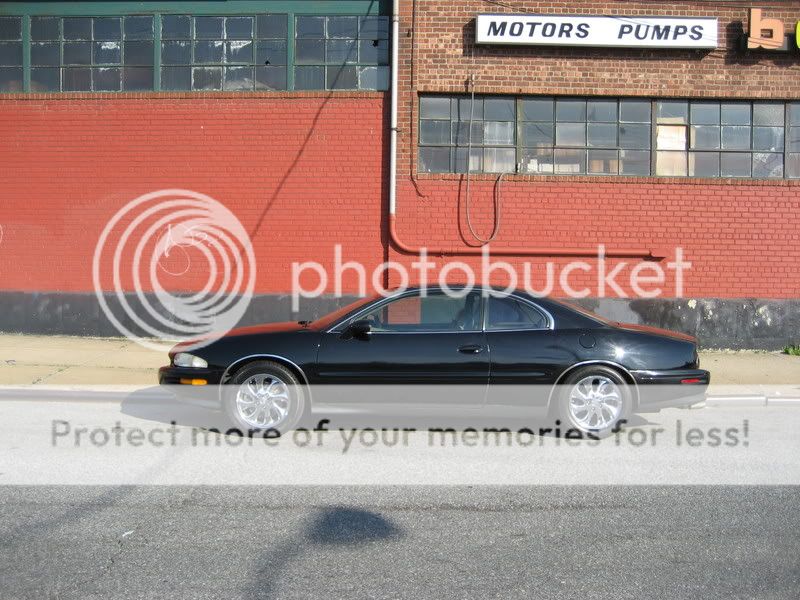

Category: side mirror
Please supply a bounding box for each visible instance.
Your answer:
[348,319,372,337]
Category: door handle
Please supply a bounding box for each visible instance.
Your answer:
[458,344,484,354]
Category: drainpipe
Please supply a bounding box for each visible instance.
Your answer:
[387,0,663,260]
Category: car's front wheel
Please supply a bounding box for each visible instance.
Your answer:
[223,360,305,435]
[558,365,631,437]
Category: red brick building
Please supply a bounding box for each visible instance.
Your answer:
[0,1,798,348]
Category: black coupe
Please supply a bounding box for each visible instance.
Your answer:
[159,287,709,436]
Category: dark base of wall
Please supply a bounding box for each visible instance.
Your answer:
[0,292,796,350]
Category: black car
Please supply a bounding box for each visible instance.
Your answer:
[159,287,709,436]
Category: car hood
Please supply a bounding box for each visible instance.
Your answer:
[222,322,309,337]
[615,322,696,343]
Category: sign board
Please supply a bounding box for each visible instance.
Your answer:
[747,8,799,51]
[475,14,718,49]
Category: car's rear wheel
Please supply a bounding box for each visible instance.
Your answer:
[558,366,631,437]
[223,360,305,435]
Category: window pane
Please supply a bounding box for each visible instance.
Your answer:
[257,15,287,39]
[162,16,190,40]
[721,153,751,177]
[63,18,91,40]
[255,40,287,66]
[655,151,687,176]
[520,122,553,146]
[619,100,650,123]
[328,16,358,39]
[721,126,750,150]
[588,100,616,122]
[555,122,585,146]
[224,66,253,90]
[656,125,685,150]
[620,150,650,175]
[327,65,357,89]
[0,41,21,66]
[0,67,22,91]
[587,149,618,174]
[296,16,325,38]
[752,153,783,178]
[294,65,324,89]
[62,67,91,91]
[690,102,720,125]
[124,41,153,66]
[93,67,120,91]
[30,67,59,91]
[487,297,547,329]
[689,152,720,177]
[93,18,121,41]
[657,100,688,124]
[484,97,515,121]
[453,97,483,120]
[192,66,221,90]
[0,17,21,40]
[225,17,253,40]
[556,99,585,121]
[588,123,616,147]
[484,148,515,173]
[690,125,720,150]
[787,154,800,178]
[194,40,223,64]
[255,65,286,90]
[358,39,389,65]
[521,98,553,121]
[721,103,750,125]
[359,17,389,40]
[789,127,800,153]
[620,123,650,149]
[226,41,253,64]
[124,16,153,40]
[326,39,357,64]
[195,17,223,39]
[420,120,450,145]
[420,96,450,119]
[63,42,91,66]
[359,66,388,90]
[364,294,479,331]
[94,41,121,65]
[753,103,783,126]
[31,17,59,41]
[790,103,800,125]
[295,39,324,64]
[419,146,450,173]
[752,127,783,152]
[452,121,483,145]
[122,66,152,90]
[162,41,190,65]
[554,149,585,174]
[161,66,191,90]
[520,147,554,173]
[454,147,482,173]
[484,121,514,145]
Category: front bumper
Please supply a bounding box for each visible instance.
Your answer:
[630,368,710,412]
[158,365,225,409]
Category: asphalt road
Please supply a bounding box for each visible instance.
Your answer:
[0,485,798,599]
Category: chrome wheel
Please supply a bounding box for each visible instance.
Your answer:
[568,375,623,430]
[235,373,291,430]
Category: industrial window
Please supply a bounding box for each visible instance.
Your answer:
[419,95,800,180]
[161,15,287,91]
[294,15,389,91]
[0,16,22,91]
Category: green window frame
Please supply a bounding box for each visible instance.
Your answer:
[0,1,390,92]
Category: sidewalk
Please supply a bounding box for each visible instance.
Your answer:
[1,333,799,389]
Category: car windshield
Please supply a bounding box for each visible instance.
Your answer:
[307,294,384,329]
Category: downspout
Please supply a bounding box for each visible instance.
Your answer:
[387,0,663,260]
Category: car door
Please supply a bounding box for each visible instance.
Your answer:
[314,290,489,408]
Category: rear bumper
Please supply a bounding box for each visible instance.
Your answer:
[630,368,710,412]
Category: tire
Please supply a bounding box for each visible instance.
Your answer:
[557,365,632,438]
[223,360,306,435]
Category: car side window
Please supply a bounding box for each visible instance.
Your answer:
[487,296,548,330]
[358,292,481,332]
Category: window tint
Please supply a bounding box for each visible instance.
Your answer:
[487,296,548,330]
[358,293,482,332]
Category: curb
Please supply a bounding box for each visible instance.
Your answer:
[0,386,170,403]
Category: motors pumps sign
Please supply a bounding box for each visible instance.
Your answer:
[476,14,718,49]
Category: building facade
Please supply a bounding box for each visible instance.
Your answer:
[0,1,798,348]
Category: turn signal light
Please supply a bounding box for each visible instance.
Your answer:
[179,378,208,386]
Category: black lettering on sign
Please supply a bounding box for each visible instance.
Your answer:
[542,22,556,37]
[618,24,633,39]
[558,22,573,38]
[690,25,703,40]
[526,22,541,36]
[652,25,670,40]
[673,25,688,39]
[487,21,507,37]
[576,23,590,38]
[509,21,523,36]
